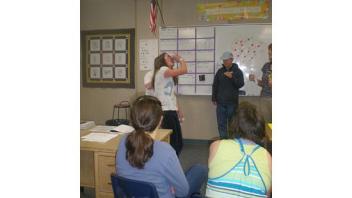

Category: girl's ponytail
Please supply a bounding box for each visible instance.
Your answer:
[125,96,162,169]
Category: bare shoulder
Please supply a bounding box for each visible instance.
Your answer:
[208,140,222,164]
[210,140,221,151]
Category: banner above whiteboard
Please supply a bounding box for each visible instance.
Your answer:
[197,0,270,22]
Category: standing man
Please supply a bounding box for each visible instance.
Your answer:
[212,51,244,139]
[249,43,272,122]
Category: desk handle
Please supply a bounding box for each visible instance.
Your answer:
[108,182,112,185]
[107,163,115,167]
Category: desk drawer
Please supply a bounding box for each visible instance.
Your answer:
[96,153,116,193]
[97,191,114,198]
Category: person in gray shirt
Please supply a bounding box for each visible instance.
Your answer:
[249,43,272,97]
[116,95,207,198]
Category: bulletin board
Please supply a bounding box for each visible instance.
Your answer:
[81,29,135,88]
[159,24,271,96]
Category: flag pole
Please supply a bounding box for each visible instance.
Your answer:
[155,0,166,27]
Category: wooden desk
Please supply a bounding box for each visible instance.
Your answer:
[80,129,172,198]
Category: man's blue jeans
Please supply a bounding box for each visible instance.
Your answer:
[216,103,235,139]
[178,164,208,198]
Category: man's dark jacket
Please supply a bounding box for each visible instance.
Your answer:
[212,63,244,105]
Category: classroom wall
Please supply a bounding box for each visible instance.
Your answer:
[80,0,272,140]
[80,0,137,124]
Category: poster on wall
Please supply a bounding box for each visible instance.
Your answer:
[81,29,135,88]
[139,39,158,71]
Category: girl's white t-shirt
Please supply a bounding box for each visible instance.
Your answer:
[154,66,177,111]
[144,70,155,96]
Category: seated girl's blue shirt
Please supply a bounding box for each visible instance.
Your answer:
[116,134,189,198]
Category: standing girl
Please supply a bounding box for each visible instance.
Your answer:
[152,52,187,155]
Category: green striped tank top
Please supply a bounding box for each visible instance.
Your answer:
[206,139,271,198]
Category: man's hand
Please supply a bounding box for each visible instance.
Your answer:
[249,74,256,81]
[224,71,233,78]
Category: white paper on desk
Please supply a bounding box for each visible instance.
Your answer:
[90,125,116,133]
[80,121,95,130]
[81,133,118,143]
[113,124,135,133]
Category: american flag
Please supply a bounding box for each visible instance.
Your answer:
[149,0,157,33]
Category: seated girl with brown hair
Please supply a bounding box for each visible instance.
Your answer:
[116,95,207,198]
[206,101,272,198]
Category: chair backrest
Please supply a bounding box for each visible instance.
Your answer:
[111,174,159,198]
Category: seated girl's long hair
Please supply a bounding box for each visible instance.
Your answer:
[230,101,266,145]
[125,96,163,169]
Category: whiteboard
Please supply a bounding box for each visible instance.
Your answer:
[159,24,271,96]
[216,25,272,96]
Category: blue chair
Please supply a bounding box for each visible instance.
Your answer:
[110,174,159,198]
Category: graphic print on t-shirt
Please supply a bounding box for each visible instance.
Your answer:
[164,81,173,96]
